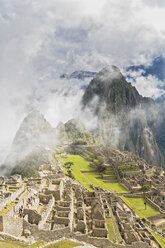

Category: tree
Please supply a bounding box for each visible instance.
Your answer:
[97,164,106,172]
[64,161,74,170]
[139,185,151,192]
[67,169,75,179]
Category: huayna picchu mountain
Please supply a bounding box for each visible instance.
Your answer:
[82,65,164,168]
[82,65,152,113]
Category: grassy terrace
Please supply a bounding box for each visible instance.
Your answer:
[118,164,141,174]
[45,240,83,248]
[0,202,16,215]
[146,172,153,175]
[120,198,165,247]
[59,154,128,193]
[150,229,165,248]
[106,207,122,243]
[0,240,83,248]
[0,241,26,248]
[121,196,160,219]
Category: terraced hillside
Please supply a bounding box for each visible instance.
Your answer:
[56,145,152,193]
[56,146,128,193]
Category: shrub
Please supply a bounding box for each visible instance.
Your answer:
[97,164,106,172]
[64,162,74,169]
[142,218,146,223]
[139,185,151,192]
[72,140,87,145]
[67,170,75,179]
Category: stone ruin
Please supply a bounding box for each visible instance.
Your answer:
[0,166,163,248]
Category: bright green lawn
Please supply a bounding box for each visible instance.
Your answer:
[150,230,165,248]
[29,241,46,247]
[121,197,160,218]
[0,240,83,248]
[60,154,128,193]
[45,240,83,248]
[0,241,26,248]
[106,207,122,243]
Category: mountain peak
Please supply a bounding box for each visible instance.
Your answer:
[5,110,57,166]
[65,118,86,132]
[95,65,123,82]
[24,110,45,121]
[82,65,143,113]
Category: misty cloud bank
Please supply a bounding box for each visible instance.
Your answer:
[1,0,165,164]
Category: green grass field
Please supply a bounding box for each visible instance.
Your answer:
[0,241,26,248]
[150,230,165,248]
[44,240,83,248]
[60,154,128,193]
[121,196,160,218]
[0,240,82,248]
[106,207,122,243]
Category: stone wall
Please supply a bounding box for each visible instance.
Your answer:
[38,197,54,229]
[0,216,3,232]
[39,193,52,204]
[126,241,150,248]
[45,180,64,201]
[23,218,125,247]
[0,184,24,211]
[0,231,28,243]
[148,214,165,222]
[123,194,144,198]
[92,227,107,237]
[145,197,161,212]
[54,216,70,226]
[69,189,74,232]
[73,233,125,248]
[24,209,41,225]
[23,219,71,241]
[38,179,46,192]
[13,190,34,213]
[2,215,23,237]
[74,233,152,248]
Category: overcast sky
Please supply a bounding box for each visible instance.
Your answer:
[0,0,165,163]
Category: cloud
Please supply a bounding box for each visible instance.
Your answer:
[0,0,165,164]
[143,0,165,8]
[125,70,165,99]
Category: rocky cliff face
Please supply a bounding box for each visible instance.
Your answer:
[82,65,164,167]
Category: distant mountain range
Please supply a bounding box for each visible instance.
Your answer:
[60,71,97,80]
